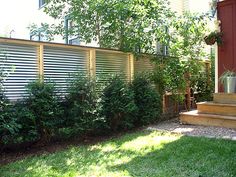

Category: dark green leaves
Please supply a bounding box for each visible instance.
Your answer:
[44,0,174,54]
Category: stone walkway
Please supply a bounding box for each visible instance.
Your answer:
[147,119,236,140]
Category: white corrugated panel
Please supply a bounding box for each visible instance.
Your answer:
[96,51,130,82]
[0,43,38,100]
[43,46,89,93]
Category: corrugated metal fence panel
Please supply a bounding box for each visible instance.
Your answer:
[96,51,130,82]
[134,57,154,74]
[0,43,38,100]
[43,46,89,93]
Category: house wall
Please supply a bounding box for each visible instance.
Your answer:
[217,0,236,92]
[0,0,59,41]
[169,0,185,15]
[169,0,211,15]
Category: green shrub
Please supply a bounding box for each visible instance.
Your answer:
[64,73,99,135]
[0,103,21,146]
[131,74,162,125]
[25,80,62,143]
[194,72,214,102]
[0,102,38,146]
[13,102,38,143]
[0,55,20,146]
[101,74,137,131]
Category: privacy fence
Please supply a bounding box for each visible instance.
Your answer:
[0,38,153,101]
[0,38,210,113]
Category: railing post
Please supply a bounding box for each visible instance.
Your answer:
[89,49,96,77]
[38,44,44,81]
[129,53,134,82]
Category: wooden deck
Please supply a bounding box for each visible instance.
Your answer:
[180,93,236,129]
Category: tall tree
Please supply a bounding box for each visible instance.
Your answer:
[44,0,174,53]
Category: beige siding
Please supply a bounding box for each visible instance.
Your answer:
[169,0,184,15]
[169,0,191,14]
[183,0,190,12]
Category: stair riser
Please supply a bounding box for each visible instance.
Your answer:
[197,104,236,116]
[214,93,236,104]
[180,114,236,129]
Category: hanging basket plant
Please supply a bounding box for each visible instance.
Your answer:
[204,31,223,45]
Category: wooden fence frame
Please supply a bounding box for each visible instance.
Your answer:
[0,37,211,113]
[0,37,134,82]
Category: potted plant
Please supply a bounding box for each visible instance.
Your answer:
[219,70,236,93]
[204,31,223,45]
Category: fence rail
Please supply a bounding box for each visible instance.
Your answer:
[0,38,138,100]
[0,37,211,114]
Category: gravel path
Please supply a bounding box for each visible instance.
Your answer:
[148,119,236,140]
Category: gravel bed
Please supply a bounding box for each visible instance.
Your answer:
[148,119,236,140]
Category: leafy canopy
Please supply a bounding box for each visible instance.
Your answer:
[44,0,174,53]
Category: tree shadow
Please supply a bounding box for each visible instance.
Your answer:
[0,130,153,176]
[1,131,236,177]
[108,136,236,177]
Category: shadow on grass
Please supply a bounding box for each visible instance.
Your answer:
[108,136,236,177]
[0,130,152,176]
[1,130,236,177]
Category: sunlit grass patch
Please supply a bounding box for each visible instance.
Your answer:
[1,130,235,177]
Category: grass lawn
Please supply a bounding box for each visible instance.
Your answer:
[1,130,236,177]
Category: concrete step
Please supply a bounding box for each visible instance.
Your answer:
[214,93,236,104]
[180,110,236,129]
[197,102,236,116]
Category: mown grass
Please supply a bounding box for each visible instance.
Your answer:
[1,130,236,177]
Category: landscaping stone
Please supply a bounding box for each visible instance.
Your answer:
[148,118,236,140]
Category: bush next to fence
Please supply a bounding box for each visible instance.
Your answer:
[0,102,21,147]
[24,80,63,143]
[0,73,163,149]
[0,80,62,146]
[63,73,99,136]
[0,57,20,147]
[131,74,162,125]
[101,75,137,131]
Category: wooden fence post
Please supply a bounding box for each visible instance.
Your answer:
[38,44,44,81]
[129,54,134,82]
[89,49,96,77]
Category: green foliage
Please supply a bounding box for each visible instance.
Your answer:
[131,73,161,125]
[28,23,55,41]
[25,80,62,142]
[169,12,209,60]
[64,73,99,135]
[101,75,137,131]
[195,73,213,102]
[0,102,38,146]
[152,57,186,102]
[0,54,8,108]
[151,12,210,102]
[0,104,21,146]
[194,62,214,102]
[13,102,38,143]
[0,53,17,146]
[204,31,223,45]
[44,0,173,53]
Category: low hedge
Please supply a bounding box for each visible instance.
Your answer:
[0,73,162,149]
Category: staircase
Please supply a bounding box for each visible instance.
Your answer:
[180,93,236,129]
